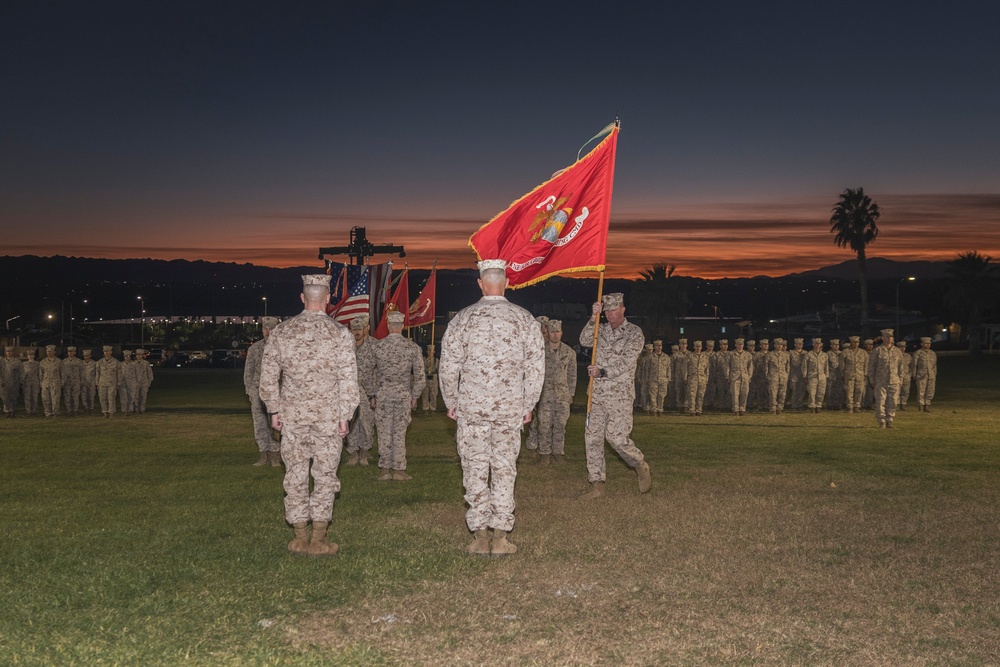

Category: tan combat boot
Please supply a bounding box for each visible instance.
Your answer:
[288,523,310,556]
[579,481,605,499]
[392,470,412,481]
[252,451,269,467]
[490,529,517,557]
[466,529,490,556]
[268,450,282,467]
[539,454,551,465]
[636,461,652,493]
[377,468,394,481]
[307,521,339,557]
[346,450,359,466]
[358,449,370,466]
[552,454,565,464]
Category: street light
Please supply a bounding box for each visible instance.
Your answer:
[895,276,916,339]
[262,296,267,317]
[137,296,145,348]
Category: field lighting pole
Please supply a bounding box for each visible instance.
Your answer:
[138,296,145,348]
[896,277,915,339]
[263,296,267,317]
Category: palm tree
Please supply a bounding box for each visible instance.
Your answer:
[945,251,1000,354]
[830,187,881,337]
[631,263,689,340]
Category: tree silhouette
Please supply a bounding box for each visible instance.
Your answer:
[945,251,1000,354]
[631,263,689,340]
[830,187,881,337]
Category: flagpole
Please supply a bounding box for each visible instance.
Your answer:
[585,269,605,426]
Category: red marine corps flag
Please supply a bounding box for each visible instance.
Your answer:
[408,265,436,327]
[469,121,619,288]
[373,267,410,339]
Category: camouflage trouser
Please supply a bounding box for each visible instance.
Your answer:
[98,385,117,414]
[862,383,874,410]
[788,376,805,409]
[845,375,864,410]
[768,377,787,412]
[375,393,412,471]
[916,377,936,406]
[525,411,539,451]
[730,377,750,412]
[135,384,150,413]
[874,383,898,425]
[346,393,374,455]
[421,375,438,410]
[748,377,766,411]
[22,384,41,415]
[715,379,731,412]
[280,422,342,524]
[62,381,80,414]
[652,381,668,414]
[537,399,570,456]
[250,394,280,452]
[2,384,19,414]
[584,400,645,483]
[457,416,521,532]
[80,382,96,411]
[638,381,652,412]
[686,378,707,414]
[118,382,133,414]
[807,376,827,409]
[825,378,843,409]
[41,383,61,416]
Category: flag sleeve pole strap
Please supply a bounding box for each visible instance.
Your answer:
[585,270,605,426]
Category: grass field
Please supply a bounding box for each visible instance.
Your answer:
[2,356,999,666]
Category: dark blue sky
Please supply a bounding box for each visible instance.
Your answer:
[3,1,999,277]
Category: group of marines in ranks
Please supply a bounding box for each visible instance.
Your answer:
[633,332,938,424]
[1,344,154,419]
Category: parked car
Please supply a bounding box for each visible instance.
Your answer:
[210,349,235,368]
[164,352,190,368]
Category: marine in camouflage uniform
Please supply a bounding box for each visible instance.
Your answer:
[259,274,359,557]
[244,317,281,466]
[524,316,549,458]
[134,349,154,413]
[345,315,377,466]
[21,349,41,417]
[671,338,689,412]
[2,347,23,417]
[39,345,63,417]
[439,260,544,556]
[372,310,424,480]
[787,338,807,410]
[60,346,85,416]
[636,343,654,413]
[862,339,876,410]
[804,338,829,412]
[750,339,769,411]
[824,339,843,410]
[713,340,731,411]
[895,341,913,410]
[651,340,671,415]
[867,329,903,428]
[80,349,97,414]
[685,340,709,415]
[95,346,121,418]
[703,340,717,410]
[421,345,439,411]
[579,293,652,498]
[841,336,868,413]
[118,350,135,415]
[537,319,577,462]
[912,337,937,412]
[728,338,753,415]
[766,338,790,414]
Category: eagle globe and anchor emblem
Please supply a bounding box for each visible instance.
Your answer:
[510,195,590,272]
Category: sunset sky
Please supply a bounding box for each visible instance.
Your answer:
[3,2,999,279]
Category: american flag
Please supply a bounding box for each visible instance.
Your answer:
[327,262,393,326]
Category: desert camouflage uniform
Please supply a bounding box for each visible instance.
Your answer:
[347,335,377,459]
[728,342,753,414]
[804,342,829,410]
[135,354,153,413]
[118,354,134,415]
[862,340,876,410]
[841,343,868,412]
[421,351,439,411]
[80,354,97,413]
[896,343,913,409]
[373,332,424,473]
[712,342,731,411]
[579,315,647,482]
[685,344,710,415]
[259,310,358,525]
[787,342,807,410]
[702,341,717,410]
[766,340,789,413]
[912,343,937,409]
[635,346,653,412]
[671,340,689,412]
[525,317,549,453]
[651,347,671,414]
[244,338,280,454]
[538,341,577,456]
[750,342,769,410]
[825,342,843,409]
[2,351,23,416]
[22,354,41,416]
[867,339,903,427]
[40,351,63,417]
[95,352,121,416]
[61,350,85,415]
[439,295,544,532]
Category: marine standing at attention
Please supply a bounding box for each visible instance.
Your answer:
[244,316,281,466]
[439,260,544,557]
[372,310,424,481]
[345,315,377,466]
[259,274,358,557]
[537,319,577,464]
